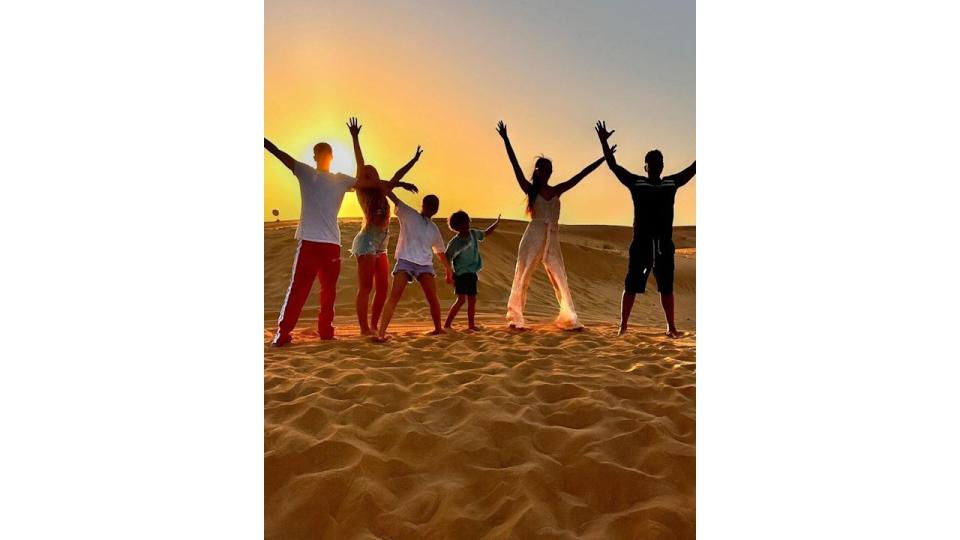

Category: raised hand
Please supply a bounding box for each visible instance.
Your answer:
[399,181,419,193]
[610,144,618,154]
[595,120,615,141]
[347,116,362,137]
[496,120,508,139]
[412,145,423,161]
[485,213,502,236]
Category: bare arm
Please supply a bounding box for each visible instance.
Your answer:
[595,121,644,187]
[264,138,298,173]
[389,146,423,184]
[385,189,401,207]
[554,148,616,196]
[347,116,384,191]
[665,161,696,187]
[484,214,502,236]
[436,252,454,284]
[348,116,365,174]
[496,121,533,194]
[355,179,418,195]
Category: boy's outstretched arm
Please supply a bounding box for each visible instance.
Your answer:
[666,161,696,187]
[389,146,423,185]
[385,189,401,206]
[496,121,533,194]
[595,120,642,187]
[484,214,502,236]
[264,138,298,173]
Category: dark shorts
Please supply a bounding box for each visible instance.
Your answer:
[453,272,478,295]
[625,236,675,294]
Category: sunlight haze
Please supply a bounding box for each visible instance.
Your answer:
[265,0,695,226]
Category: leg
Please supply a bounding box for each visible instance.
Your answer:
[467,295,478,330]
[653,240,679,337]
[274,241,320,345]
[375,273,409,340]
[316,243,341,340]
[619,292,637,335]
[418,273,445,334]
[506,223,546,328]
[445,294,466,328]
[542,227,581,330]
[621,237,651,335]
[660,293,679,337]
[355,255,376,335]
[370,253,389,332]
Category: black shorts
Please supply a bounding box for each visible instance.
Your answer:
[624,236,675,294]
[453,272,478,295]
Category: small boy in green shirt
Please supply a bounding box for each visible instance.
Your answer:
[443,211,501,330]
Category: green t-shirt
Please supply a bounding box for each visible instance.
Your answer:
[445,229,485,275]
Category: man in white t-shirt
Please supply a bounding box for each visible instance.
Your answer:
[373,191,454,342]
[265,130,395,346]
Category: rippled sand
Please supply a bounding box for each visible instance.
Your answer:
[265,219,695,539]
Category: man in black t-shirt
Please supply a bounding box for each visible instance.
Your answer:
[595,121,696,338]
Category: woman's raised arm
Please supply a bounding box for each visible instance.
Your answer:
[496,121,532,194]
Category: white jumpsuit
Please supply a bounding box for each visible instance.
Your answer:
[506,195,582,329]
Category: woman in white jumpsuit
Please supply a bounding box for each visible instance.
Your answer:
[495,121,614,329]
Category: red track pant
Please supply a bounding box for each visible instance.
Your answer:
[275,240,341,340]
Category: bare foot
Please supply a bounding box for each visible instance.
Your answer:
[359,328,375,336]
[424,328,446,336]
[443,323,453,330]
[508,324,527,332]
[371,334,391,343]
[617,325,627,336]
[565,326,585,332]
[466,325,482,332]
[666,329,683,339]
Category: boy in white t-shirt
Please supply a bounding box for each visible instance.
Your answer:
[373,191,454,342]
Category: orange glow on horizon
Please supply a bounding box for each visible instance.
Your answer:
[265,3,695,228]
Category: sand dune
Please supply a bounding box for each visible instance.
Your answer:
[265,219,695,539]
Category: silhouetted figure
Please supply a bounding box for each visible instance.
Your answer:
[595,121,695,338]
[264,128,393,346]
[496,121,613,330]
[272,209,280,222]
[346,117,420,336]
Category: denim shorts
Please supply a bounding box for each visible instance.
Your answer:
[393,259,435,282]
[350,226,389,257]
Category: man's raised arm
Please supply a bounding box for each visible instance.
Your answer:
[264,138,297,173]
[666,161,696,187]
[595,121,642,187]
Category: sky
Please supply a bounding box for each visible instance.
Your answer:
[265,0,695,226]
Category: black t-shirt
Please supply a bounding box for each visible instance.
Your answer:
[628,179,680,238]
[610,161,695,239]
